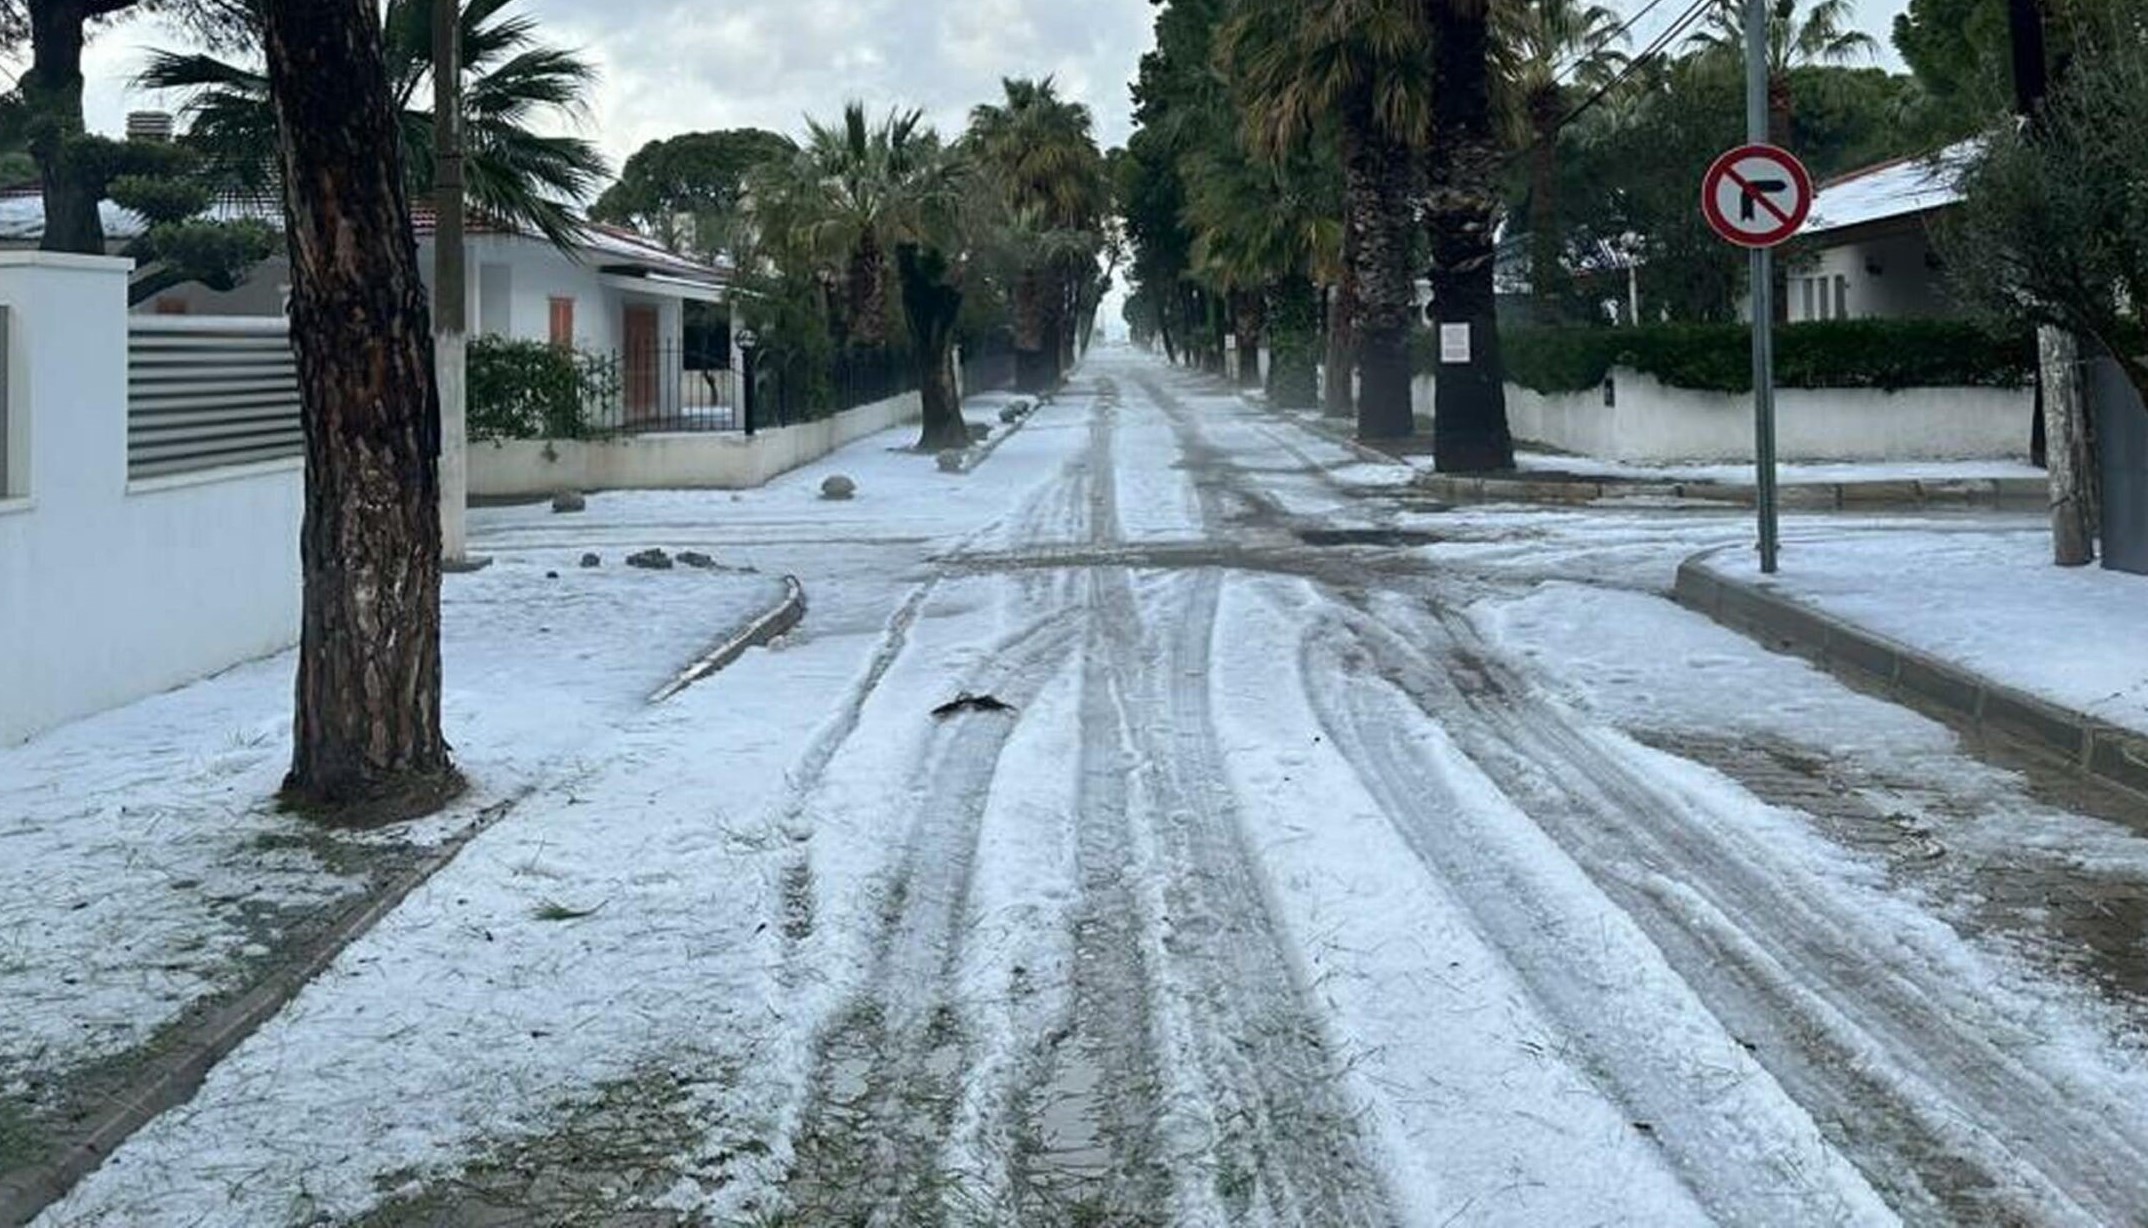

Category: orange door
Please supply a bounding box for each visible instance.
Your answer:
[623,305,659,420]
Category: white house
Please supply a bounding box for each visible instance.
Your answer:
[0,188,737,420]
[1787,140,1977,324]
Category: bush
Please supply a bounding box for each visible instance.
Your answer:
[468,336,617,440]
[1423,319,2036,395]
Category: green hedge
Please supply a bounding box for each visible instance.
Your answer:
[1414,320,2035,394]
[468,336,620,441]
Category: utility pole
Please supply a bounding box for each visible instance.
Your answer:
[434,0,472,566]
[1745,0,1780,574]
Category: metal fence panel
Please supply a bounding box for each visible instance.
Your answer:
[2091,355,2148,575]
[128,318,303,480]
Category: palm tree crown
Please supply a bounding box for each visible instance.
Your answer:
[139,0,607,249]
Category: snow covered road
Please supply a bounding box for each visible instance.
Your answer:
[36,352,2148,1226]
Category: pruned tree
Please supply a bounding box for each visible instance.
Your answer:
[1426,0,1516,471]
[259,0,459,818]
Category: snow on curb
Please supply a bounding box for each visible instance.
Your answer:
[1675,546,2148,798]
[647,575,808,704]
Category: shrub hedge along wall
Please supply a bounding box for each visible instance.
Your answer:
[1414,320,2035,395]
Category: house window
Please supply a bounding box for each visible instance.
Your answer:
[548,297,576,346]
[1800,278,1816,322]
[1834,275,1850,321]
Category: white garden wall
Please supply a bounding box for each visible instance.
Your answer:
[1410,367,2031,463]
[468,390,924,498]
[0,254,301,746]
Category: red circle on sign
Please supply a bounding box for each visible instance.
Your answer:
[1702,143,1814,249]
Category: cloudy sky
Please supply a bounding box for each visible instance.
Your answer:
[63,0,1914,177]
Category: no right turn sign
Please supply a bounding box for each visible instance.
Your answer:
[1702,144,1814,249]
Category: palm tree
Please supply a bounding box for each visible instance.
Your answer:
[139,0,606,249]
[1222,0,1431,440]
[1427,0,1516,471]
[1687,0,1878,148]
[752,105,975,449]
[1502,0,1628,321]
[751,105,937,348]
[1182,146,1342,407]
[967,78,1108,391]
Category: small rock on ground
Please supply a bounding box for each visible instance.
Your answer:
[936,449,967,473]
[551,491,587,514]
[821,474,857,500]
[580,553,601,568]
[676,551,716,569]
[626,548,673,570]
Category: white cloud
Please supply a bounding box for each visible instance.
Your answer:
[44,0,1149,180]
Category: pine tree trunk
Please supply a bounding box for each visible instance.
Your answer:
[900,244,969,452]
[263,0,458,820]
[26,0,105,255]
[1341,84,1415,441]
[1427,0,1514,472]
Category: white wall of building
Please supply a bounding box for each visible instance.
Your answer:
[1411,367,2031,463]
[0,254,301,746]
[1788,229,1954,323]
[469,391,924,498]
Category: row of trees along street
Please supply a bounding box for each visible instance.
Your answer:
[1,0,2142,814]
[1,0,1115,820]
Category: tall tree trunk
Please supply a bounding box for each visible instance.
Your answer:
[1324,221,1358,418]
[1267,275,1320,410]
[848,230,887,348]
[1012,264,1050,392]
[2041,326,2098,565]
[1341,83,1415,441]
[26,0,106,254]
[1528,94,1564,325]
[263,0,458,819]
[1233,289,1265,389]
[899,243,969,452]
[1427,0,1514,471]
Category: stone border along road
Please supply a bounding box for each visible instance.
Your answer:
[0,578,811,1228]
[1676,547,2148,800]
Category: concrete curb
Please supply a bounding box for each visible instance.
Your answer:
[1674,549,2148,799]
[1418,472,2048,511]
[0,791,530,1228]
[647,575,808,705]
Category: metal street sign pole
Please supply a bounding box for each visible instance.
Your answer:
[1746,0,1780,573]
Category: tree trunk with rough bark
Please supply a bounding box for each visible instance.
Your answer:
[26,0,108,254]
[1324,221,1358,418]
[1341,83,1415,441]
[1012,264,1051,392]
[263,0,459,820]
[847,230,887,347]
[1266,275,1320,410]
[900,243,969,452]
[2041,325,2099,565]
[1233,289,1265,388]
[1427,0,1514,471]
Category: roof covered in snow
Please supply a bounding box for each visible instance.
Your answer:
[1798,140,1980,239]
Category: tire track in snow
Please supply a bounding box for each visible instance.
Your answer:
[1323,595,2148,1226]
[1109,568,1401,1227]
[777,608,1083,1223]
